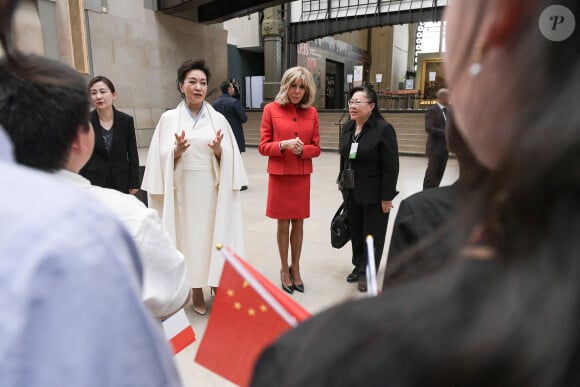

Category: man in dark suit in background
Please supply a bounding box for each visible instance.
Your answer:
[213,80,248,153]
[423,88,450,189]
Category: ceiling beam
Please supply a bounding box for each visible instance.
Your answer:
[289,6,445,43]
[197,0,290,23]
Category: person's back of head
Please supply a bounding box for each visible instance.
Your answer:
[220,80,231,95]
[436,88,449,106]
[0,54,89,171]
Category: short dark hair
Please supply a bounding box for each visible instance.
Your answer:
[220,80,231,94]
[0,55,90,171]
[176,59,211,96]
[88,75,116,93]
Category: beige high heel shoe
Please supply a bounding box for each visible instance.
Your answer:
[192,288,207,315]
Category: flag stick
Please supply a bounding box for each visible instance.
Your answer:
[365,235,378,296]
[218,245,299,327]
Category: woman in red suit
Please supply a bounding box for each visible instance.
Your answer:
[259,66,321,294]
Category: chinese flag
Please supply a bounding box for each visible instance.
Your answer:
[195,247,310,386]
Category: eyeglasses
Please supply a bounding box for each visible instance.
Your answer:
[347,100,371,106]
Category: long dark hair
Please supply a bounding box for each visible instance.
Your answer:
[389,1,580,280]
[388,0,580,382]
[455,1,580,259]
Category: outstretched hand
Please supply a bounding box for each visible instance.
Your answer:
[209,129,224,159]
[174,130,190,160]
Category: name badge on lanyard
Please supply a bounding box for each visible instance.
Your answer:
[349,143,358,159]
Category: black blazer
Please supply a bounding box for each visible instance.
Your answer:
[382,184,457,289]
[339,115,399,204]
[81,108,140,193]
[425,104,448,156]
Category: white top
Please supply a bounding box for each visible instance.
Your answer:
[54,169,190,318]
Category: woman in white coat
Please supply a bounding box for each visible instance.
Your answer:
[142,59,248,315]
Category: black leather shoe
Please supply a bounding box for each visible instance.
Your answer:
[346,268,359,283]
[241,185,248,191]
[358,275,367,292]
[289,267,304,293]
[281,270,293,294]
[281,283,294,294]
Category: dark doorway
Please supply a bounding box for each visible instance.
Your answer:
[325,60,344,109]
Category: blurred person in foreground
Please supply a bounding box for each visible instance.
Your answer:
[251,1,580,385]
[0,0,182,385]
[383,112,487,289]
[0,63,191,320]
[258,66,321,294]
[143,59,247,315]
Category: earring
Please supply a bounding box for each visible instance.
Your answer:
[469,62,482,76]
[469,44,484,77]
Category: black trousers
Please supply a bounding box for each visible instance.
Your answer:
[423,153,449,189]
[347,200,390,275]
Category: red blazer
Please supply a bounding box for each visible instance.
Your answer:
[259,102,321,175]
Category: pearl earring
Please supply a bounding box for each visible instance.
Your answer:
[469,62,482,76]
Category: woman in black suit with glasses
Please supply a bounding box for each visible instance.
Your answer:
[339,85,399,292]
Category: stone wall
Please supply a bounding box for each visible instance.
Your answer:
[86,1,228,149]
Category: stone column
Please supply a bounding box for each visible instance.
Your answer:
[261,6,284,105]
[10,0,45,55]
[408,23,419,73]
[55,0,74,67]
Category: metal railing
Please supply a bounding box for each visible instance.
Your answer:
[376,91,435,110]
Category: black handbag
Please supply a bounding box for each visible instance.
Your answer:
[337,161,354,191]
[331,202,350,248]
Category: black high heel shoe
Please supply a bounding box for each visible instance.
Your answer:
[289,267,304,293]
[281,270,293,294]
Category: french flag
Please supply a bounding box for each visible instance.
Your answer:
[163,309,196,354]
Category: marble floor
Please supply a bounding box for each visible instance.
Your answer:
[140,147,459,386]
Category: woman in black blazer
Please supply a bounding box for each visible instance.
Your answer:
[81,76,140,194]
[339,85,399,292]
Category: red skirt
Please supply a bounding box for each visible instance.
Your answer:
[266,174,311,219]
